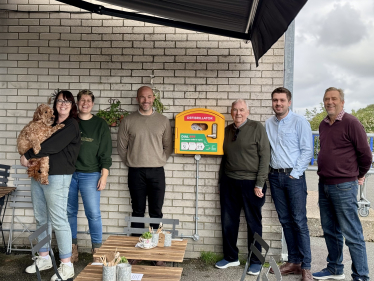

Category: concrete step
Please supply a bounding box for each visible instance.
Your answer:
[307,190,374,241]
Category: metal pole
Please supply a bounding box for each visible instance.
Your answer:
[180,154,200,240]
[284,20,295,111]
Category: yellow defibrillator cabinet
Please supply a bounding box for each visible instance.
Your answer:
[175,108,225,155]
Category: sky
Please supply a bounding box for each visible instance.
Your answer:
[293,0,374,116]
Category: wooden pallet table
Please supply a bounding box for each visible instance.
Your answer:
[75,263,183,281]
[93,235,188,263]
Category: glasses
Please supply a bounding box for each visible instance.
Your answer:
[232,128,240,141]
[57,99,72,105]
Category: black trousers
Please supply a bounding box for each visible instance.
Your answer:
[220,173,266,264]
[128,167,165,230]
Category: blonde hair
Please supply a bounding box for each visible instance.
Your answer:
[77,90,94,102]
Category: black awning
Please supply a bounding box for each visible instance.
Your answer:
[58,0,307,66]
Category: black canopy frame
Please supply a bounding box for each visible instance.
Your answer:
[58,0,307,66]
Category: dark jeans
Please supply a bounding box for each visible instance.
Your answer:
[269,171,311,269]
[319,180,369,281]
[128,167,165,230]
[220,173,266,264]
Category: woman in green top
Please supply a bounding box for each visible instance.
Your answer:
[67,90,112,262]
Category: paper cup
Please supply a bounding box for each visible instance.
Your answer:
[164,232,172,247]
[151,233,159,245]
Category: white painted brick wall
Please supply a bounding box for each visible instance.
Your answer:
[0,0,284,260]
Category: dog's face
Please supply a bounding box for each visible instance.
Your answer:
[33,104,55,126]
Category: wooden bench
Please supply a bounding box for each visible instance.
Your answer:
[124,216,179,238]
[75,263,183,281]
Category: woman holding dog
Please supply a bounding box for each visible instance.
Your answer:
[67,90,112,262]
[20,91,80,281]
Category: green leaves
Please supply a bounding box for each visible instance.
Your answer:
[153,90,168,114]
[305,103,327,131]
[120,256,128,264]
[97,100,128,127]
[351,104,374,133]
[305,103,374,133]
[141,231,152,239]
[96,91,167,126]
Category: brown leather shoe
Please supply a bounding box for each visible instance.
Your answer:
[270,262,302,275]
[302,269,313,281]
[71,244,79,263]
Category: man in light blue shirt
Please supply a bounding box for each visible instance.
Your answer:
[265,87,313,281]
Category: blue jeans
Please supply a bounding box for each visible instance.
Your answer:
[220,173,266,264]
[67,172,102,248]
[31,175,72,259]
[319,180,369,281]
[269,172,311,269]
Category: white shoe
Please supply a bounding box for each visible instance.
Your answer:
[25,255,53,273]
[50,263,74,281]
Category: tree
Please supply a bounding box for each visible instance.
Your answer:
[351,104,374,133]
[305,103,326,131]
[305,104,374,133]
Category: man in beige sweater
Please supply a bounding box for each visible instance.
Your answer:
[117,86,173,252]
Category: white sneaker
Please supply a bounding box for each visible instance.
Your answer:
[25,255,53,273]
[50,263,74,281]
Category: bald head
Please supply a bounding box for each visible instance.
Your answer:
[136,86,155,115]
[137,86,153,98]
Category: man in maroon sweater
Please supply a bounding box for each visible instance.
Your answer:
[313,87,372,281]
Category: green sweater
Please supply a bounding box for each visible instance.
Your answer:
[75,115,112,173]
[221,119,270,187]
[117,110,173,168]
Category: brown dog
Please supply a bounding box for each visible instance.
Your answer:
[17,104,65,185]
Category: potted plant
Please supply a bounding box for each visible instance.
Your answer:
[117,256,131,281]
[97,99,128,127]
[139,231,153,248]
[153,89,168,113]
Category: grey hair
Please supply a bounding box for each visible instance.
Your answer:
[324,87,345,101]
[231,99,249,110]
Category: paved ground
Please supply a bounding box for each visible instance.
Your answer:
[0,237,373,281]
[181,237,374,281]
